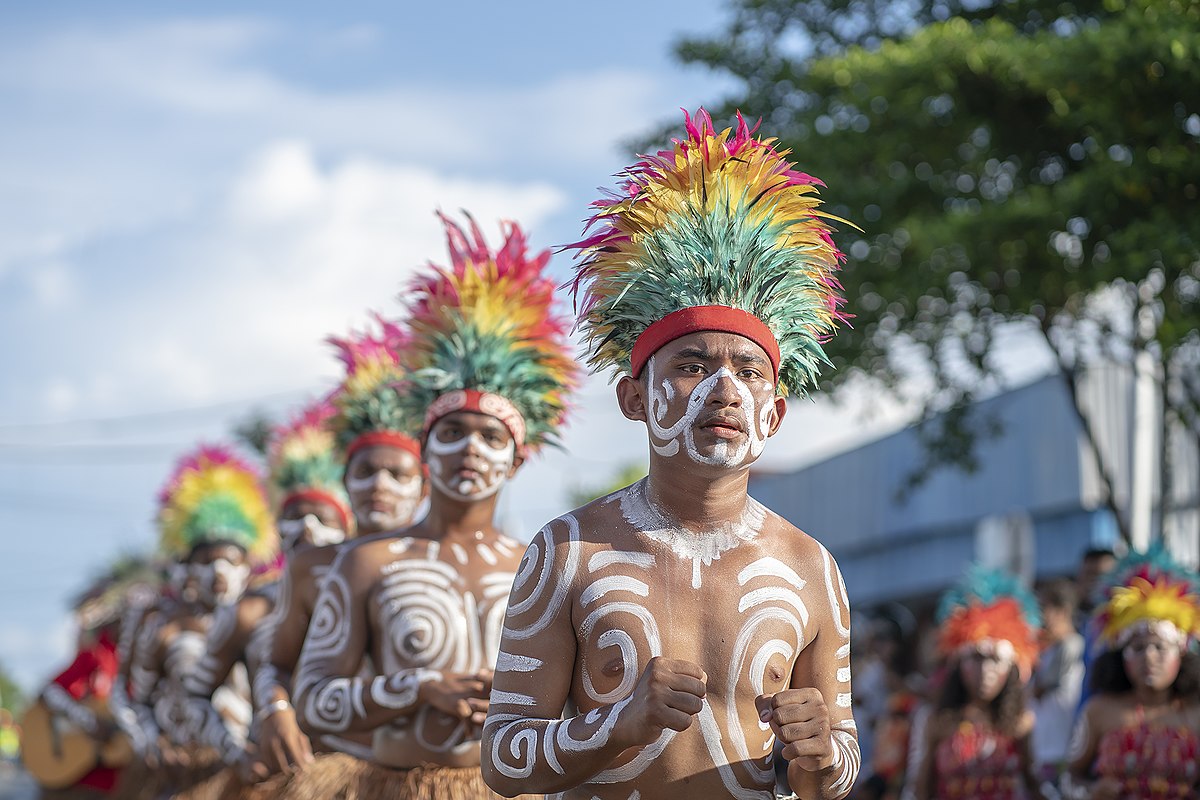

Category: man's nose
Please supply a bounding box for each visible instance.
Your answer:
[707,370,742,406]
[462,432,488,457]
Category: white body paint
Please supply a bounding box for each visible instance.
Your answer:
[486,501,860,798]
[618,479,766,589]
[294,533,520,762]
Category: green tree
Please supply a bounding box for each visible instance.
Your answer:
[675,0,1200,538]
[233,409,275,458]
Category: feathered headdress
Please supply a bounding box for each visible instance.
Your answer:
[937,565,1041,680]
[567,108,850,396]
[157,444,277,566]
[398,211,578,453]
[1095,544,1200,650]
[326,313,421,463]
[267,400,351,532]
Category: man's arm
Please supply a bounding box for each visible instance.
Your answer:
[291,548,441,735]
[126,613,167,760]
[769,544,859,800]
[481,517,705,797]
[185,597,262,698]
[42,650,107,737]
[252,557,315,772]
[110,605,152,755]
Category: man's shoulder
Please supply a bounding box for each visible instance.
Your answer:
[756,506,830,562]
[235,593,273,626]
[328,531,412,565]
[535,495,618,543]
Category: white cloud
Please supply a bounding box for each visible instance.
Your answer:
[62,140,566,411]
[44,378,80,414]
[25,260,77,309]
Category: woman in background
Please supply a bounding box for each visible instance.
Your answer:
[1063,545,1200,800]
[913,566,1047,800]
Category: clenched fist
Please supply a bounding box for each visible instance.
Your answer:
[615,657,707,749]
[757,687,834,772]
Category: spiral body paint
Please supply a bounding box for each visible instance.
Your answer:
[293,532,522,760]
[484,496,860,798]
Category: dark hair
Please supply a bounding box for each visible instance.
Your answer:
[1090,647,1200,698]
[1039,579,1078,614]
[1082,548,1116,563]
[937,660,1025,737]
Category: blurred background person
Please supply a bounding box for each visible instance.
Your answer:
[1064,545,1200,800]
[911,566,1047,800]
[1031,579,1084,792]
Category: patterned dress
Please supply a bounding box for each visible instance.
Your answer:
[934,719,1024,800]
[1093,719,1200,799]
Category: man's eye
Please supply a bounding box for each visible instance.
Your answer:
[680,364,704,374]
[738,369,762,380]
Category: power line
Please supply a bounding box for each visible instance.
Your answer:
[0,387,316,438]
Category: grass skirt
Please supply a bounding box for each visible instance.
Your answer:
[273,753,535,800]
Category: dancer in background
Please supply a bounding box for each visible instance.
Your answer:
[911,566,1046,800]
[28,561,155,799]
[126,445,276,798]
[1030,579,1084,791]
[1064,545,1200,800]
[180,400,356,799]
[483,108,857,800]
[251,319,427,783]
[287,212,576,799]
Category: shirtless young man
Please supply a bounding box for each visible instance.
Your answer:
[252,334,428,776]
[128,445,276,795]
[285,213,577,799]
[482,109,860,800]
[175,402,358,788]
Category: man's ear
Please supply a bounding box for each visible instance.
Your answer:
[616,375,648,422]
[766,395,788,437]
[508,449,525,478]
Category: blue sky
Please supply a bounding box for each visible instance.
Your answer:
[0,2,956,691]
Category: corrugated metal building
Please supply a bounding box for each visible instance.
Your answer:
[749,367,1198,609]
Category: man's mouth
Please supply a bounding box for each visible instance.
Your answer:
[699,416,745,439]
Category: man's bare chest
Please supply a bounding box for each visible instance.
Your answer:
[570,539,823,703]
[365,535,523,672]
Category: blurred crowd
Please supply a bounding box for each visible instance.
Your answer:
[847,547,1200,800]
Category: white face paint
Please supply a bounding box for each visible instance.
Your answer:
[425,432,515,502]
[278,514,346,549]
[205,557,251,606]
[346,469,422,530]
[645,358,772,469]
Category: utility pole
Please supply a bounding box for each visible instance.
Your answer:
[1130,281,1163,552]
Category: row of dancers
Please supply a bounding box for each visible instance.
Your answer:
[29,107,1200,800]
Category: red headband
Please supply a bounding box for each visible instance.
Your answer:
[280,488,352,534]
[423,389,527,448]
[630,306,781,380]
[345,430,422,464]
